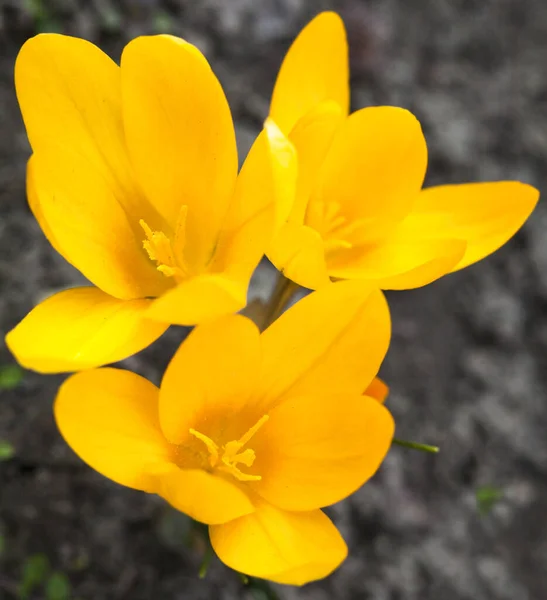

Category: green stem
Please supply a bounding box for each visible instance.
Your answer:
[392,438,439,454]
[261,275,299,331]
[198,544,214,579]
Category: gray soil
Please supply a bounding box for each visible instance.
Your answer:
[1,1,546,599]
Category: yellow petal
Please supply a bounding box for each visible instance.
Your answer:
[17,35,167,299]
[159,315,260,443]
[54,368,172,491]
[412,182,539,271]
[30,147,168,300]
[210,500,347,585]
[288,101,344,224]
[264,119,299,232]
[267,222,331,290]
[311,107,427,242]
[251,393,394,511]
[257,283,391,409]
[151,464,254,525]
[327,214,466,289]
[365,377,389,403]
[210,120,297,281]
[146,274,248,326]
[121,35,238,270]
[6,287,168,374]
[27,156,63,256]
[15,34,159,231]
[270,12,349,133]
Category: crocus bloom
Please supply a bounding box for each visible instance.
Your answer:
[6,34,295,373]
[267,12,539,290]
[54,281,394,584]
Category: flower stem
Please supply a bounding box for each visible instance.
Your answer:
[392,438,439,453]
[261,275,299,330]
[198,543,214,579]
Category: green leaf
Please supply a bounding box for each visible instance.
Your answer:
[0,365,24,390]
[476,485,503,516]
[19,553,50,599]
[46,572,71,600]
[0,441,15,462]
[392,437,439,454]
[0,440,15,461]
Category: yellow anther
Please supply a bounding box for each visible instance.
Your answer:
[139,219,185,280]
[189,428,219,467]
[157,265,178,277]
[324,239,353,253]
[329,215,347,231]
[188,414,269,483]
[306,201,367,256]
[218,461,262,482]
[322,201,342,224]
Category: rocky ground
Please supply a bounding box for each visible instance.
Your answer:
[1,0,547,598]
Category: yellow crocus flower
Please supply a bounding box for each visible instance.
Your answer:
[267,12,539,290]
[54,281,394,585]
[6,34,295,373]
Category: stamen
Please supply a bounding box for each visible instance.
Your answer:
[332,219,368,240]
[189,428,219,467]
[324,239,353,253]
[157,265,178,277]
[140,222,157,261]
[322,201,342,224]
[306,201,365,256]
[330,215,347,230]
[139,219,185,280]
[187,415,269,483]
[218,462,262,482]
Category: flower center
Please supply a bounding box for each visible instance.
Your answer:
[306,200,366,256]
[140,205,190,282]
[189,414,269,482]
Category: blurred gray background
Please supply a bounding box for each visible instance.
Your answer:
[1,1,546,598]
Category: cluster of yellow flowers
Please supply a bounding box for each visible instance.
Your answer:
[5,12,538,586]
